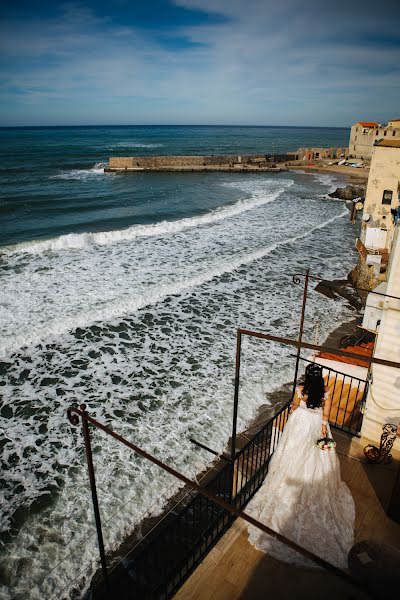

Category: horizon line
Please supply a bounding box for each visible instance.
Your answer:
[0,123,350,129]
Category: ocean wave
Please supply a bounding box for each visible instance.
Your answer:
[310,172,340,193]
[111,142,164,148]
[292,169,342,194]
[0,208,347,358]
[50,162,108,180]
[4,182,289,255]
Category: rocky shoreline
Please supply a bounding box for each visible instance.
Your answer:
[315,275,364,310]
[328,183,366,201]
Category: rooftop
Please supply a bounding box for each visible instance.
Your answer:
[375,139,400,148]
[357,121,379,127]
[318,342,374,368]
[174,430,400,600]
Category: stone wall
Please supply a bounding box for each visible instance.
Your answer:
[108,154,288,170]
[351,255,379,291]
[294,147,348,160]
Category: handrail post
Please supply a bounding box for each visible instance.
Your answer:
[291,269,310,399]
[71,403,109,591]
[230,330,242,502]
[231,330,242,464]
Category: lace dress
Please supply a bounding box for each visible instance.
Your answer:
[246,387,355,569]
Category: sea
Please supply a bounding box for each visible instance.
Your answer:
[0,125,357,599]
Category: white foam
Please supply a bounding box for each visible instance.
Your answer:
[111,142,164,148]
[50,162,108,181]
[0,208,347,358]
[292,169,342,194]
[0,173,358,599]
[4,181,289,255]
[311,172,340,193]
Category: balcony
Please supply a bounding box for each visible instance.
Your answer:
[175,429,400,600]
[355,237,389,264]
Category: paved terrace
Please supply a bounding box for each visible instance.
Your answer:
[174,430,400,600]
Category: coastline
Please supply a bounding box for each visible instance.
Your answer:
[288,162,369,184]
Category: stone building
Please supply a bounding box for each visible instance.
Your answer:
[353,139,400,289]
[348,119,400,159]
[293,147,347,161]
[361,224,400,451]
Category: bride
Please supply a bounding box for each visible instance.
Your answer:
[246,363,355,569]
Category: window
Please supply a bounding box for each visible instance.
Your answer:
[393,131,396,136]
[356,127,358,132]
[384,130,387,136]
[376,130,379,135]
[382,190,393,205]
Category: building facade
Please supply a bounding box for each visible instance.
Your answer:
[349,119,400,159]
[293,147,348,161]
[353,139,400,289]
[361,225,400,452]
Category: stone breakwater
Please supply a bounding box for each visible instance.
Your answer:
[106,154,288,172]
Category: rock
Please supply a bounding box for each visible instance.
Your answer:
[315,275,363,310]
[328,184,366,200]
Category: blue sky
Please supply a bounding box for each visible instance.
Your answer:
[1,0,399,126]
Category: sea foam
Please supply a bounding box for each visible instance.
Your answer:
[50,162,108,180]
[0,172,358,600]
[4,179,291,255]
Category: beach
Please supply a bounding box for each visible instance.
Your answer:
[288,161,369,183]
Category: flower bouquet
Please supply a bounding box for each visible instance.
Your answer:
[316,437,336,451]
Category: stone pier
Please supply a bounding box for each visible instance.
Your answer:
[106,154,289,172]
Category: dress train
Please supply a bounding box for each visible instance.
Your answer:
[246,396,355,569]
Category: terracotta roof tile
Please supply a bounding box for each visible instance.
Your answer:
[357,121,379,127]
[318,342,374,367]
[375,139,400,148]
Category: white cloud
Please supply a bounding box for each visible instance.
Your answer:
[0,0,399,125]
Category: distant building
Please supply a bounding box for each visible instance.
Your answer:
[349,119,400,159]
[353,139,400,289]
[292,147,348,161]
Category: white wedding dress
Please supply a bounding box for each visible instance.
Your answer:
[246,388,355,570]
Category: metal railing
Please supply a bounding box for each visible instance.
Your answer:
[96,402,291,599]
[70,400,293,600]
[60,269,400,599]
[231,401,291,508]
[66,328,400,599]
[123,460,234,599]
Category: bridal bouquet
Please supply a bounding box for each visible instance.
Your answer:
[316,437,336,451]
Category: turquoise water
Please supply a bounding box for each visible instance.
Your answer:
[0,126,356,599]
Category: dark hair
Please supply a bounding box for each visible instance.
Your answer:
[301,363,325,409]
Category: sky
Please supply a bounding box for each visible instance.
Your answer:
[0,0,399,127]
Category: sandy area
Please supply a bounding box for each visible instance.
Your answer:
[287,161,369,183]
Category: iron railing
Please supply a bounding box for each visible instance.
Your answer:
[68,328,400,600]
[89,400,292,599]
[231,401,291,508]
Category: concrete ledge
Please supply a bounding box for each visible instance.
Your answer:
[105,166,286,173]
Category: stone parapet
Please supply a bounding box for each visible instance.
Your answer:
[107,154,289,171]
